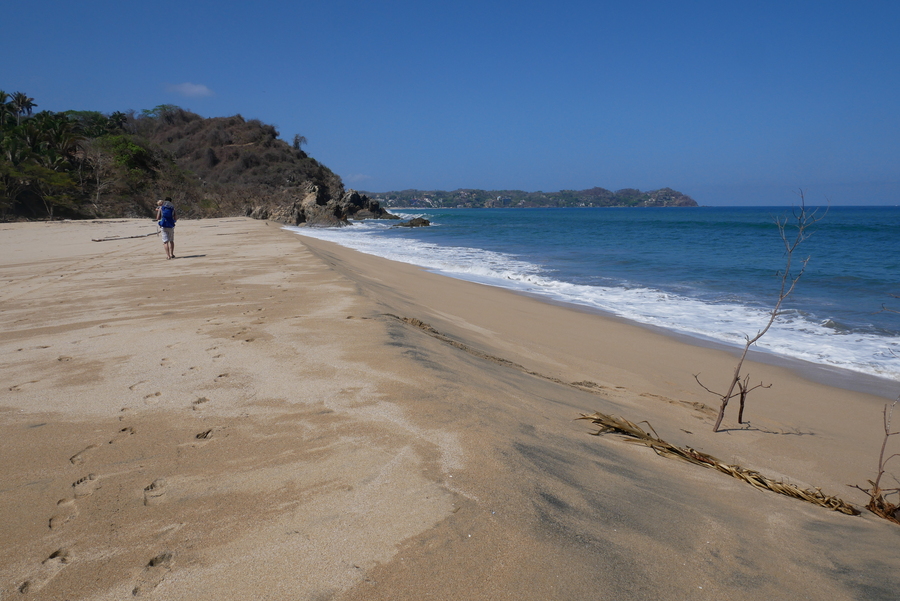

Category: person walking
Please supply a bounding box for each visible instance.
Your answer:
[155,197,177,259]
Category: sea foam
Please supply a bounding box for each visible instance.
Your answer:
[287,217,900,381]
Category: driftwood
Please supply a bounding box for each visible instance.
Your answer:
[851,400,900,525]
[91,232,158,242]
[578,411,859,516]
[698,195,826,432]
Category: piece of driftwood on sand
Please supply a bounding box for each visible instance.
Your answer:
[578,411,860,516]
[91,232,159,242]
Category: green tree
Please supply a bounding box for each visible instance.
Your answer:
[21,161,78,219]
[106,111,127,133]
[10,91,36,126]
[0,129,33,213]
[140,104,181,119]
[0,91,11,130]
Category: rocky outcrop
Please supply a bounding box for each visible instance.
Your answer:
[247,187,399,227]
[396,217,431,227]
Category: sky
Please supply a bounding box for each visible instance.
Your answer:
[4,1,900,205]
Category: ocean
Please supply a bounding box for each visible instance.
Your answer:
[287,206,900,385]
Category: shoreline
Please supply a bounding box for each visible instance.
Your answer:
[290,224,900,401]
[527,291,900,400]
[2,218,899,600]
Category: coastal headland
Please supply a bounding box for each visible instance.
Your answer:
[1,218,898,600]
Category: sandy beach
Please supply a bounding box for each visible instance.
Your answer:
[1,217,898,600]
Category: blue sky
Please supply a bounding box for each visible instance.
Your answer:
[4,1,899,205]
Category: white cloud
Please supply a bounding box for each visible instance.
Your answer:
[166,82,214,98]
[347,173,372,183]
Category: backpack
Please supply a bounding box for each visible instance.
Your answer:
[159,204,176,228]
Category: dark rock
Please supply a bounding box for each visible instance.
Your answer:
[396,217,431,227]
[247,205,269,220]
[256,186,399,227]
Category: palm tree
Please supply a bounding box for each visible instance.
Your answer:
[106,111,127,133]
[11,91,37,126]
[0,91,11,129]
[0,134,33,216]
[37,113,82,161]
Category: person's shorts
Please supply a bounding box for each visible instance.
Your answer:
[160,228,174,243]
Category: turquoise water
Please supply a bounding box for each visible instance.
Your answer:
[289,206,900,381]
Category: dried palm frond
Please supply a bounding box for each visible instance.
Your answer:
[578,412,859,516]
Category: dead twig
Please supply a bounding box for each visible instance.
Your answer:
[851,399,900,525]
[701,192,827,432]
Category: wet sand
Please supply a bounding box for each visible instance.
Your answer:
[1,217,898,600]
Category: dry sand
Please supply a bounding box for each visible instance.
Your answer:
[1,217,898,600]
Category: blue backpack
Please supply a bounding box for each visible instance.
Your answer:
[159,204,176,228]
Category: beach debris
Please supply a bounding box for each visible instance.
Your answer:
[695,194,826,432]
[578,411,860,516]
[851,399,900,525]
[91,231,159,242]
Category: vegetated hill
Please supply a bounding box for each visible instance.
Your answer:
[2,95,389,224]
[132,108,347,217]
[363,186,698,208]
[120,108,392,224]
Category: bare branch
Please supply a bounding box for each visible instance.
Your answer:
[743,382,772,394]
[693,374,721,397]
[855,399,900,524]
[706,192,823,432]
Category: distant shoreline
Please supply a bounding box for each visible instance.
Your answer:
[362,186,698,209]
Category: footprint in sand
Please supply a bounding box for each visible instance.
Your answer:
[73,473,101,498]
[18,548,71,593]
[191,397,209,411]
[143,479,168,506]
[69,427,134,465]
[49,498,78,530]
[177,429,214,455]
[110,426,136,443]
[69,444,100,465]
[131,552,172,596]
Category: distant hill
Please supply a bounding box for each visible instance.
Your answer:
[2,91,695,222]
[363,187,697,209]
